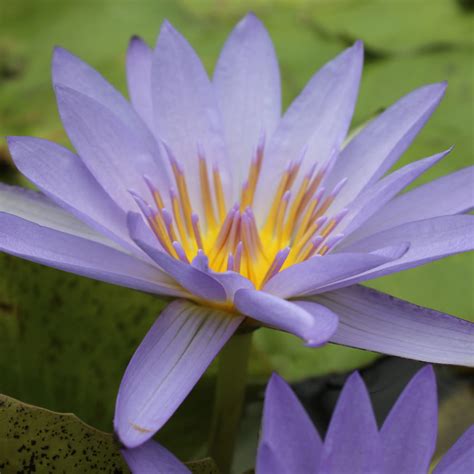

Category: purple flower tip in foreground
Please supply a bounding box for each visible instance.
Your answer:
[257,367,474,474]
[121,439,190,474]
[1,12,473,448]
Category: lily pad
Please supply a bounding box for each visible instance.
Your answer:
[0,393,221,473]
[303,0,474,53]
[0,393,128,472]
[0,254,165,431]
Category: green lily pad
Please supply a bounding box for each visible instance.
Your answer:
[0,254,166,431]
[0,393,221,473]
[303,0,474,53]
[0,393,128,472]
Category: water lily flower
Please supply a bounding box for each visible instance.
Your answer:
[0,13,473,449]
[258,367,474,474]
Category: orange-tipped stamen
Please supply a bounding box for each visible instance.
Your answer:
[234,242,243,273]
[144,176,165,210]
[262,163,291,234]
[208,207,237,263]
[173,241,190,263]
[292,216,328,260]
[213,166,227,222]
[161,208,178,242]
[283,174,311,242]
[245,208,268,261]
[291,193,322,246]
[198,150,217,230]
[191,213,204,250]
[306,236,325,259]
[170,188,188,245]
[261,247,290,287]
[214,211,240,271]
[274,191,291,246]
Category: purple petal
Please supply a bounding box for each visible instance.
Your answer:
[207,271,254,301]
[257,373,322,474]
[122,439,190,474]
[55,85,169,211]
[339,215,474,282]
[126,36,154,129]
[263,250,400,298]
[128,213,226,301]
[191,252,254,300]
[257,443,287,474]
[325,82,446,216]
[339,149,449,239]
[114,299,243,448]
[0,183,118,247]
[7,136,133,250]
[433,425,474,474]
[381,365,438,474]
[319,372,380,473]
[213,13,280,195]
[152,21,231,212]
[316,285,474,366]
[347,166,474,243]
[0,212,184,297]
[53,46,135,122]
[234,289,338,346]
[254,41,363,222]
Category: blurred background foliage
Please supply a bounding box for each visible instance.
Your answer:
[0,0,473,471]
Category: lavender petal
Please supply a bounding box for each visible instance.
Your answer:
[213,13,280,198]
[114,299,242,448]
[381,365,438,474]
[315,285,474,366]
[234,289,338,346]
[257,373,322,474]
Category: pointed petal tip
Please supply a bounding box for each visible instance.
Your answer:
[51,46,78,80]
[354,39,364,51]
[161,18,172,29]
[128,35,151,53]
[5,136,30,164]
[434,80,448,96]
[238,11,263,28]
[6,135,19,149]
[345,370,364,388]
[335,39,364,63]
[156,19,180,47]
[431,146,454,160]
[159,19,179,38]
[413,364,436,385]
[52,45,68,59]
[347,39,364,62]
[421,81,448,100]
[268,371,286,390]
[130,34,144,44]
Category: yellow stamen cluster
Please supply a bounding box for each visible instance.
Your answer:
[142,144,347,289]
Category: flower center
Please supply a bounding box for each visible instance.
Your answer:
[138,142,347,289]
